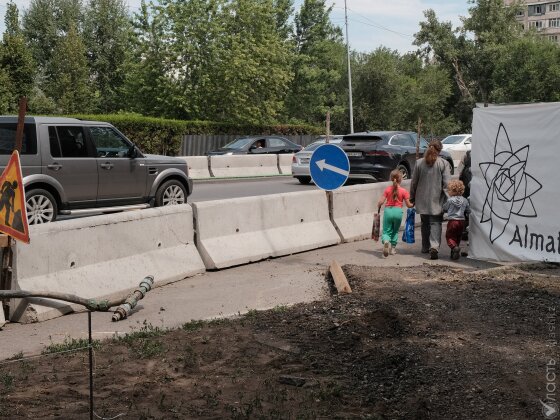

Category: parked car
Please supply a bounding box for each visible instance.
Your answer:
[441,133,472,168]
[0,116,193,224]
[207,136,302,155]
[291,136,344,184]
[340,131,454,182]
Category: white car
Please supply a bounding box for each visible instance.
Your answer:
[441,134,472,168]
[292,136,343,184]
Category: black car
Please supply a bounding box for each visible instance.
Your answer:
[340,131,454,182]
[207,136,302,155]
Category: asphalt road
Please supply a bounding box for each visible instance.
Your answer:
[189,176,315,202]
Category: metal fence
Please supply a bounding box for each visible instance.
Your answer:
[180,134,318,156]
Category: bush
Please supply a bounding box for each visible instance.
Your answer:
[69,113,321,155]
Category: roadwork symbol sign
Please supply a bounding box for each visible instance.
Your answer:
[310,143,350,191]
[0,151,29,243]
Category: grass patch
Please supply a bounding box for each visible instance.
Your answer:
[114,322,167,359]
[182,320,206,332]
[42,337,101,355]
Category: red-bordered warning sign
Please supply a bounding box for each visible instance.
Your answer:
[0,151,29,243]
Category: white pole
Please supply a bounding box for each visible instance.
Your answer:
[344,0,354,133]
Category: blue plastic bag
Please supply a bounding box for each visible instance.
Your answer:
[402,208,416,244]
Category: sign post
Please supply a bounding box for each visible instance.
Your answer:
[1,97,30,326]
[310,144,350,191]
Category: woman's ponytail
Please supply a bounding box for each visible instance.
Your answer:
[423,140,443,166]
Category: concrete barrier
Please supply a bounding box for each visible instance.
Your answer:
[209,155,279,178]
[10,205,205,323]
[331,183,386,242]
[180,156,211,179]
[278,154,294,175]
[193,190,340,269]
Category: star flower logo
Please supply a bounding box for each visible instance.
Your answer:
[479,123,543,243]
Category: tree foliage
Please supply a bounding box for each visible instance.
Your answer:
[0,0,555,137]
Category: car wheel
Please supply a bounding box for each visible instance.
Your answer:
[26,189,58,224]
[296,176,311,185]
[396,164,410,180]
[155,180,187,206]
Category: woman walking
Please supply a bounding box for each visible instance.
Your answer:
[410,140,451,260]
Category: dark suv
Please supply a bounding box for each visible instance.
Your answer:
[340,131,454,182]
[0,116,193,224]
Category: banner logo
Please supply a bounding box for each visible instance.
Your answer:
[479,123,542,243]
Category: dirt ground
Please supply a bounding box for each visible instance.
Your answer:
[0,263,559,419]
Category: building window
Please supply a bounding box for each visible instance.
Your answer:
[549,35,559,42]
[550,18,560,27]
[530,20,544,29]
[550,3,560,12]
[517,10,525,17]
[530,4,545,15]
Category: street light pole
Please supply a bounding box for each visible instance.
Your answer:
[344,0,354,133]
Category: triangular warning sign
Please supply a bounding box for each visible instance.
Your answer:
[0,151,29,243]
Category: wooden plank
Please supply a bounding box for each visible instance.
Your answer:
[329,260,352,294]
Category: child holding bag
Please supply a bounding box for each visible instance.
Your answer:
[377,169,414,257]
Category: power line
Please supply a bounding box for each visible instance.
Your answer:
[333,6,413,38]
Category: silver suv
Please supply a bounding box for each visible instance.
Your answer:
[0,116,193,224]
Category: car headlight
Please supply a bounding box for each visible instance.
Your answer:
[224,152,233,155]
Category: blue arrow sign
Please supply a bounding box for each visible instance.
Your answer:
[310,144,350,191]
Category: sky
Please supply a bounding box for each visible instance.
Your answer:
[0,0,471,54]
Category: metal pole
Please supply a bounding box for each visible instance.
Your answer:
[344,0,354,133]
[88,311,94,420]
[326,111,331,144]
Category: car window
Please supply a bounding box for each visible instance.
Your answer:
[223,138,252,149]
[90,127,131,158]
[267,138,287,148]
[251,139,266,149]
[390,134,413,146]
[342,135,383,142]
[404,134,417,147]
[50,126,88,158]
[0,123,37,155]
[442,135,467,145]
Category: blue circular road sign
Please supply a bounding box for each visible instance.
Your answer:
[310,144,350,191]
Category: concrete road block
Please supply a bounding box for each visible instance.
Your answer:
[278,154,294,175]
[180,156,211,179]
[10,205,205,323]
[331,183,387,242]
[210,155,279,177]
[193,190,340,269]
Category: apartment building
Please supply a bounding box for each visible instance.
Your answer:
[504,0,560,42]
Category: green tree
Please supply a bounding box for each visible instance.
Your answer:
[286,0,345,127]
[83,0,131,112]
[0,2,36,106]
[212,0,293,123]
[122,0,179,117]
[22,0,84,70]
[492,36,560,103]
[0,68,16,113]
[45,24,92,113]
[414,1,526,130]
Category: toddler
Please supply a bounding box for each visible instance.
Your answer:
[443,179,470,260]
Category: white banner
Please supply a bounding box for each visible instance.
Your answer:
[470,102,560,262]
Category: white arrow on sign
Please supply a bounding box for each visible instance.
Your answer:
[316,159,349,177]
